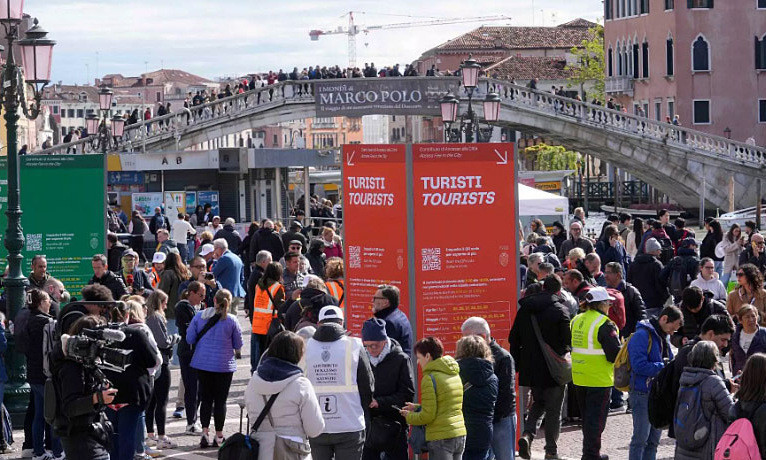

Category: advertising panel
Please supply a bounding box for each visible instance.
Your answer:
[315,78,455,117]
[197,191,220,217]
[132,192,164,216]
[411,143,517,354]
[342,144,410,336]
[164,191,186,217]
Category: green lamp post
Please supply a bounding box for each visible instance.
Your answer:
[0,1,56,422]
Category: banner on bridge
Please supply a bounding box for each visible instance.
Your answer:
[315,79,455,117]
[342,143,518,353]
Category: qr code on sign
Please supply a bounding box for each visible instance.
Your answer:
[349,246,361,268]
[26,233,42,252]
[421,248,441,271]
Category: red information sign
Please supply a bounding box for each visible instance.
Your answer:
[342,145,410,336]
[412,143,517,354]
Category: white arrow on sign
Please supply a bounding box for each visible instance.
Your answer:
[347,151,355,166]
[494,149,508,165]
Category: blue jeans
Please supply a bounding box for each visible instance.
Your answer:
[30,383,63,456]
[106,404,142,460]
[251,333,267,374]
[177,244,188,264]
[714,260,724,278]
[629,391,661,460]
[135,411,146,454]
[166,318,179,365]
[721,269,733,286]
[491,414,516,460]
[187,240,196,263]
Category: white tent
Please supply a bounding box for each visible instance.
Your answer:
[518,183,569,217]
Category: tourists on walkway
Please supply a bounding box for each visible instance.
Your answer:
[671,286,727,348]
[690,257,728,301]
[719,223,744,285]
[725,264,766,323]
[149,207,168,241]
[700,218,724,276]
[584,253,606,287]
[179,255,220,310]
[306,238,327,278]
[455,335,498,460]
[557,221,594,261]
[625,218,645,259]
[170,212,196,263]
[251,219,285,263]
[283,276,337,332]
[510,275,571,460]
[144,291,178,450]
[551,221,567,255]
[283,252,305,301]
[251,262,284,371]
[211,238,245,314]
[175,281,205,434]
[213,218,242,255]
[730,304,766,375]
[281,220,308,254]
[402,336,467,460]
[157,251,189,336]
[321,227,343,260]
[728,352,766,458]
[361,318,414,460]
[661,237,701,304]
[628,305,683,460]
[739,233,766,275]
[245,250,272,320]
[571,287,622,460]
[155,229,178,255]
[673,340,734,459]
[187,289,243,448]
[89,253,128,300]
[627,238,669,316]
[245,330,325,459]
[324,257,345,311]
[305,306,373,459]
[119,249,152,297]
[371,284,412,355]
[595,224,629,275]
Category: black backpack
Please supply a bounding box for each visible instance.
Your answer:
[669,257,689,300]
[658,238,675,265]
[648,358,676,429]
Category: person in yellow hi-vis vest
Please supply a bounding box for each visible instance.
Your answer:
[324,258,345,312]
[251,262,284,373]
[570,287,622,460]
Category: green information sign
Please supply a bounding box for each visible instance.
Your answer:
[0,155,106,292]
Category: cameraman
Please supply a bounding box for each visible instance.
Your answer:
[179,256,220,309]
[51,314,117,459]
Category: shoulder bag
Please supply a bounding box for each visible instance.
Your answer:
[530,315,572,385]
[218,393,279,460]
[408,374,437,454]
[263,395,312,459]
[191,314,222,358]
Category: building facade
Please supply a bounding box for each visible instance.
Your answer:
[604,0,766,145]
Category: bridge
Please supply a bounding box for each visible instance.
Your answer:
[37,77,766,210]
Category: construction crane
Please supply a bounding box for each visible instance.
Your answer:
[309,12,511,68]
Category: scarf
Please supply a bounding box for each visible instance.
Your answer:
[368,339,391,367]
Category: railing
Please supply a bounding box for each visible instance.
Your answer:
[33,76,766,172]
[605,76,635,94]
[570,180,650,201]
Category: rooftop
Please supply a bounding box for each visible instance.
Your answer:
[484,56,573,81]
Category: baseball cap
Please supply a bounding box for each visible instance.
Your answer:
[122,249,138,259]
[301,274,322,289]
[644,237,662,253]
[152,252,166,264]
[585,286,616,303]
[199,244,215,256]
[290,220,303,229]
[318,305,344,323]
[289,240,304,247]
[680,237,700,248]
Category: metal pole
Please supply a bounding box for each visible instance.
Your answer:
[757,179,763,231]
[275,167,282,222]
[699,173,706,226]
[303,166,310,229]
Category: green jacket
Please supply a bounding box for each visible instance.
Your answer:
[405,355,467,441]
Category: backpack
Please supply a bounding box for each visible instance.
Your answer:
[648,358,677,429]
[613,332,652,391]
[42,320,57,378]
[674,384,710,451]
[669,257,689,300]
[715,418,762,460]
[658,237,675,265]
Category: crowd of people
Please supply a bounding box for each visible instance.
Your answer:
[7,201,766,460]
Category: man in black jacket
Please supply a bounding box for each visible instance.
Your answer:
[660,237,701,303]
[627,238,669,317]
[249,219,285,263]
[605,262,646,339]
[670,286,728,348]
[88,254,128,300]
[463,317,516,460]
[509,275,571,460]
[361,318,414,460]
[175,281,206,433]
[281,221,308,254]
[739,233,766,275]
[244,250,272,320]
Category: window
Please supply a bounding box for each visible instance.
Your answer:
[60,109,66,118]
[666,38,674,75]
[76,109,84,118]
[759,99,766,123]
[633,42,640,78]
[688,0,713,7]
[273,134,278,145]
[757,35,766,70]
[693,100,711,124]
[61,127,66,137]
[52,105,59,114]
[665,0,674,9]
[643,102,649,117]
[616,42,622,75]
[608,48,614,76]
[655,101,662,121]
[668,100,675,119]
[67,109,75,118]
[642,41,649,77]
[85,109,94,117]
[605,0,613,19]
[156,92,162,102]
[760,0,766,8]
[640,0,649,14]
[692,36,710,71]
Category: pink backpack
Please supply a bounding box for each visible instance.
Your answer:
[715,418,762,460]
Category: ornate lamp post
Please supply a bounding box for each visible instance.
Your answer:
[86,86,123,153]
[439,55,500,143]
[0,1,55,418]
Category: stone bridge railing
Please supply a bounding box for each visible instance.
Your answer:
[34,77,766,172]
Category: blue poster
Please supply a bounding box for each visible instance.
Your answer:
[197,191,219,217]
[185,191,197,213]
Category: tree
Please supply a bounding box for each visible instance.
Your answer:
[566,25,605,103]
[522,143,581,171]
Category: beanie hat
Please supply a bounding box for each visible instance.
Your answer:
[645,237,662,253]
[361,318,388,341]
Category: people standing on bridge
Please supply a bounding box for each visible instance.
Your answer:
[558,221,594,261]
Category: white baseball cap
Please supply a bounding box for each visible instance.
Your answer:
[585,286,616,303]
[152,252,166,264]
[301,274,322,289]
[318,305,343,323]
[199,244,215,256]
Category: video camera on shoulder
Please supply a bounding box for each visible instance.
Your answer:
[62,323,132,373]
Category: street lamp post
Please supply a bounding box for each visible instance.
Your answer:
[439,55,500,143]
[86,86,124,153]
[0,1,55,419]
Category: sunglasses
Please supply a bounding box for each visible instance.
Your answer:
[737,272,745,277]
[703,265,715,269]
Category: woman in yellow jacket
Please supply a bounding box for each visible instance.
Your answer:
[401,337,467,459]
[250,262,284,373]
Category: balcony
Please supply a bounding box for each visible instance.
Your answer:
[605,76,635,96]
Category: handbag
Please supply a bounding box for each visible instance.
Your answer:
[265,286,285,344]
[408,374,437,454]
[218,393,279,460]
[530,315,572,385]
[714,240,727,259]
[365,416,402,451]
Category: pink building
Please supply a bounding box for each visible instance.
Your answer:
[604,0,766,145]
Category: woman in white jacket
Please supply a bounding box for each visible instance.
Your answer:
[245,331,324,459]
[720,224,745,285]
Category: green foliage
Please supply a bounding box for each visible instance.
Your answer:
[566,25,605,103]
[523,143,581,171]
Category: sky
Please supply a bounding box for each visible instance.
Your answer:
[25,0,603,85]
